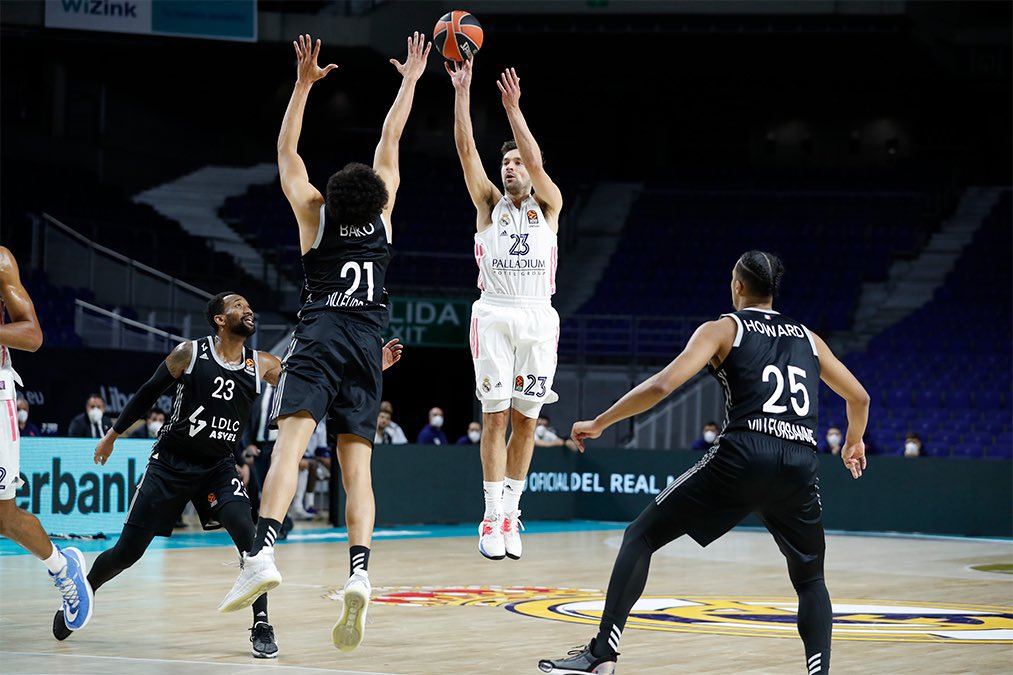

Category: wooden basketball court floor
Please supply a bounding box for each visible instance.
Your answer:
[2,521,1011,674]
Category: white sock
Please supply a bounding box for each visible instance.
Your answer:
[502,476,525,515]
[483,480,504,518]
[42,543,66,574]
[304,491,315,510]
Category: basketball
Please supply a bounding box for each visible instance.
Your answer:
[433,11,484,62]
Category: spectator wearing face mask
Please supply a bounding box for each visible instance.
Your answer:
[379,400,409,444]
[457,421,482,445]
[67,394,112,438]
[417,407,449,445]
[534,416,578,451]
[130,408,166,439]
[16,396,41,437]
[690,421,720,450]
[820,426,843,455]
[903,433,922,458]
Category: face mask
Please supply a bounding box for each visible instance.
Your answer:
[431,415,444,428]
[904,442,919,456]
[468,430,481,443]
[827,434,841,446]
[703,430,717,444]
[17,409,28,424]
[148,421,164,436]
[87,407,104,424]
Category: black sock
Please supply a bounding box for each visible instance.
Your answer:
[350,545,370,575]
[252,518,282,556]
[252,594,269,625]
[795,578,832,674]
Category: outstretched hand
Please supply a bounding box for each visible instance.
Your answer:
[390,31,431,82]
[382,338,404,371]
[570,419,603,453]
[445,58,474,91]
[497,67,521,109]
[842,440,867,479]
[294,34,338,85]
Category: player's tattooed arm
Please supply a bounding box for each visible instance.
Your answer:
[258,352,283,386]
[165,340,194,379]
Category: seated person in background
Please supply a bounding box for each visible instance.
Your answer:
[456,421,482,445]
[129,408,166,439]
[903,432,922,458]
[534,415,578,451]
[820,426,843,455]
[375,409,406,445]
[291,419,327,519]
[67,394,112,438]
[417,407,448,445]
[690,421,720,450]
[16,396,41,438]
[380,400,409,444]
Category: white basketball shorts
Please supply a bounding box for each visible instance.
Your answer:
[470,294,559,418]
[0,370,22,500]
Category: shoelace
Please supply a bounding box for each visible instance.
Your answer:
[502,514,525,534]
[481,519,497,535]
[54,573,81,607]
[565,644,590,658]
[251,623,275,642]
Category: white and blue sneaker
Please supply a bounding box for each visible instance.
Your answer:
[50,547,94,631]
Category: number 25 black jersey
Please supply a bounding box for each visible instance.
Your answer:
[708,308,821,448]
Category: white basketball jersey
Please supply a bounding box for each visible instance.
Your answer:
[474,196,558,300]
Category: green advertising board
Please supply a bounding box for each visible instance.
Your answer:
[385,296,473,348]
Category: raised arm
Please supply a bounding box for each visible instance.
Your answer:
[373,32,431,225]
[570,319,735,451]
[498,68,564,228]
[812,332,870,479]
[280,34,337,254]
[0,247,42,352]
[446,59,501,228]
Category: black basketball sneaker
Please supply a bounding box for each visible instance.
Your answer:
[250,620,279,658]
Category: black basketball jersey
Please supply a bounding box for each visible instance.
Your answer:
[708,308,821,448]
[157,336,262,461]
[299,204,392,329]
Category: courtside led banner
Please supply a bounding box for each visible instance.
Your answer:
[15,438,155,536]
[45,1,257,42]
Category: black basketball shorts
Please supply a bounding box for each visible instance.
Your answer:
[125,449,250,537]
[272,310,384,444]
[653,431,825,565]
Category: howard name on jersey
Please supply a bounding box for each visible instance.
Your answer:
[710,309,821,448]
[158,337,261,460]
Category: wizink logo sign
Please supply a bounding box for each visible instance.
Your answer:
[59,0,138,17]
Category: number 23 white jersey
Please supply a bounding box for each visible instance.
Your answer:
[474,196,558,301]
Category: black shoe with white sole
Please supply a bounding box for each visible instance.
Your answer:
[250,621,279,658]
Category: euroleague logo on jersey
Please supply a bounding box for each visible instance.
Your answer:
[363,587,1013,644]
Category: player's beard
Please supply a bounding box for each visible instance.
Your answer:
[230,317,256,337]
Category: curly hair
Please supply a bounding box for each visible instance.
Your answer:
[325,163,389,226]
[734,250,785,298]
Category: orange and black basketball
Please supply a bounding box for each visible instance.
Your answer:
[433,11,484,62]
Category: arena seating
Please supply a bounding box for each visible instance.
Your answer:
[818,191,1012,458]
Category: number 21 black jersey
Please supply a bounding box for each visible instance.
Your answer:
[708,308,820,448]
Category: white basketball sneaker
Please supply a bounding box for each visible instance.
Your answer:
[332,571,371,652]
[219,548,282,613]
[479,513,506,560]
[502,510,524,560]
